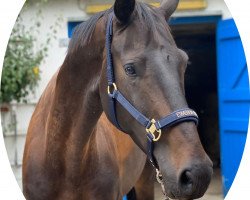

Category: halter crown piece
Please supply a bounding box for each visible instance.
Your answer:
[105,13,199,199]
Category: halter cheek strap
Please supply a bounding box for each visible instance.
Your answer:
[105,13,199,169]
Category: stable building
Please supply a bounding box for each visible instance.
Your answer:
[3,0,249,197]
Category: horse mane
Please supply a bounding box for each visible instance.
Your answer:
[68,2,168,53]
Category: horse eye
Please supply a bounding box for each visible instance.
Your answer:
[124,64,136,76]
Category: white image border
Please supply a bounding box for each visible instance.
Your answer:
[0,0,249,199]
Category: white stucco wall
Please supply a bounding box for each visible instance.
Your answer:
[174,0,231,18]
[2,0,232,189]
[207,0,232,19]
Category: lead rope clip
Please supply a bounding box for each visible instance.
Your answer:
[156,169,171,200]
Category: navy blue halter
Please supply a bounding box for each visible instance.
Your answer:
[106,13,199,169]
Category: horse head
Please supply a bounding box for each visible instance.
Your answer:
[99,0,213,199]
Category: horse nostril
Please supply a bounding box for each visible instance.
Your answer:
[178,162,213,198]
[180,170,193,192]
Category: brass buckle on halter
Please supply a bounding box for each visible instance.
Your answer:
[146,119,162,142]
[107,83,117,95]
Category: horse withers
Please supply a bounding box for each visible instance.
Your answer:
[22,0,213,199]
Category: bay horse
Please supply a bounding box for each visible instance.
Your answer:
[22,0,213,199]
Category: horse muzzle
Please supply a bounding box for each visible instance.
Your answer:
[162,159,213,200]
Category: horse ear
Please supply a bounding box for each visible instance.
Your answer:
[114,0,135,24]
[159,0,179,20]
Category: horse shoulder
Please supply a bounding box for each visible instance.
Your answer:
[95,114,147,195]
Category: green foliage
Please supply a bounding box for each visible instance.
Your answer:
[1,1,62,104]
[0,17,47,103]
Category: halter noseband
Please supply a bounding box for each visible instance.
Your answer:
[105,13,199,169]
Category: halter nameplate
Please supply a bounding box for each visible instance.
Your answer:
[176,110,198,118]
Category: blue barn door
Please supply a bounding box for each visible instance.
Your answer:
[217,19,250,195]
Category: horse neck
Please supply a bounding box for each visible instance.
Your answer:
[45,19,106,159]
